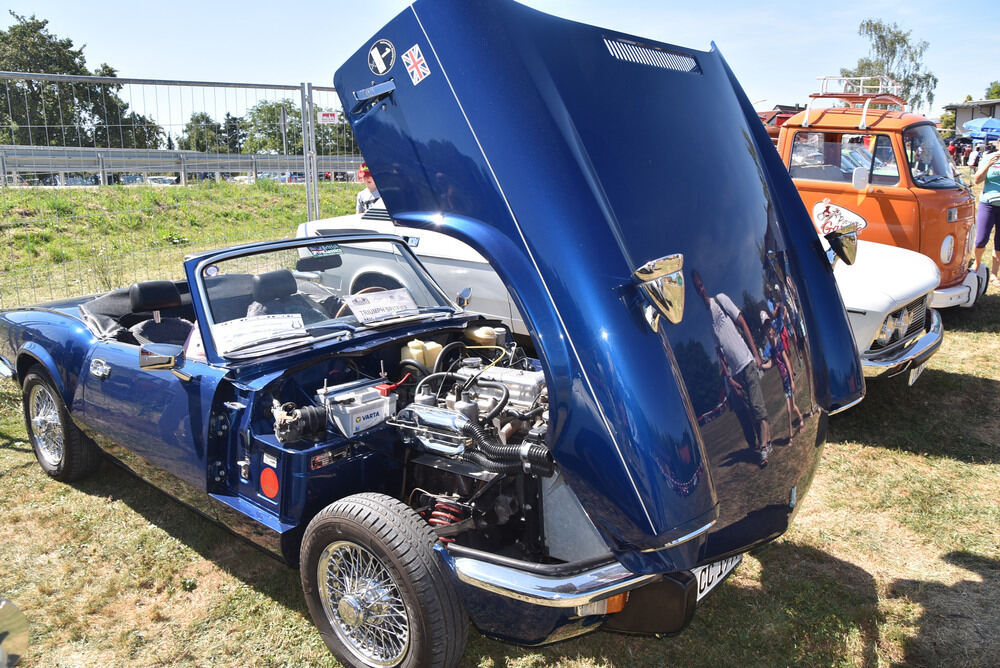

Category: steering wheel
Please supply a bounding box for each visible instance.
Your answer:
[334,286,387,319]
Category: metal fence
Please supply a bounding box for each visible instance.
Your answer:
[0,71,362,307]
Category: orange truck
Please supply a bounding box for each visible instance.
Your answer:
[774,76,988,308]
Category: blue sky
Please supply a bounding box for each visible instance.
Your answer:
[4,0,996,118]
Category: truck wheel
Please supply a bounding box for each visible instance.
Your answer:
[300,493,467,668]
[22,366,101,481]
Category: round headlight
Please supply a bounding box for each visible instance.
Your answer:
[875,318,894,345]
[940,234,955,264]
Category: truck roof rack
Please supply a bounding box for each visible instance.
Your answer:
[802,76,907,130]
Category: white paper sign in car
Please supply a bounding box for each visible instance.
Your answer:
[343,288,418,323]
[214,313,304,352]
[812,199,868,235]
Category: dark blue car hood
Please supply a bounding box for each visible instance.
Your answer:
[335,0,863,572]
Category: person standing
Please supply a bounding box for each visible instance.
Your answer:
[355,162,381,214]
[973,144,1000,289]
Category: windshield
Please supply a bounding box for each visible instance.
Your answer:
[904,124,958,188]
[197,239,456,357]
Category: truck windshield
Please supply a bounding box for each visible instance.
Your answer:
[903,124,958,189]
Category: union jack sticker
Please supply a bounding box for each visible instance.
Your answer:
[402,44,431,86]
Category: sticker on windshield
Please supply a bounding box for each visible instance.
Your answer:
[813,199,868,235]
[308,243,343,257]
[402,44,431,86]
[368,39,396,75]
[342,288,418,323]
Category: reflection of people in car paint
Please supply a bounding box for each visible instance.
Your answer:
[760,310,804,439]
[692,269,771,466]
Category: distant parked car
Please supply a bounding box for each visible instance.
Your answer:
[147,176,177,186]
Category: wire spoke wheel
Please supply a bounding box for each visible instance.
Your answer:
[301,493,468,668]
[28,382,64,467]
[318,541,410,667]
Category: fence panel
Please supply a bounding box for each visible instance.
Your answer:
[0,72,361,307]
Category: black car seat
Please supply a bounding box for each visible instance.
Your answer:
[128,281,194,346]
[247,269,328,325]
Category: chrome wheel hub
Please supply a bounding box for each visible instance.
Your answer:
[29,384,63,467]
[318,541,410,667]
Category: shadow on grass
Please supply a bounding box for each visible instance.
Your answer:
[0,433,32,454]
[462,541,881,667]
[71,462,308,616]
[890,551,1000,666]
[829,368,998,464]
[938,290,1000,334]
[63,457,885,666]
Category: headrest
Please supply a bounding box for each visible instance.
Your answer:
[129,281,182,312]
[252,269,297,302]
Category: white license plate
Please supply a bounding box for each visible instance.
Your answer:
[908,361,927,386]
[691,554,742,602]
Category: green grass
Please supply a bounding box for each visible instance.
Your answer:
[0,181,357,305]
[0,172,998,666]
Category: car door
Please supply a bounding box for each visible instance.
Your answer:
[75,338,226,498]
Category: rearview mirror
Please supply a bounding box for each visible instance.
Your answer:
[825,223,858,266]
[456,288,472,309]
[139,343,192,381]
[851,166,869,191]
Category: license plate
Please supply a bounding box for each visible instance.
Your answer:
[691,554,742,602]
[908,361,927,386]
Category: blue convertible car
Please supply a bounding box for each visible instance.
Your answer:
[2,2,863,667]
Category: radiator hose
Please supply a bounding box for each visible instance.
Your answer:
[460,420,553,475]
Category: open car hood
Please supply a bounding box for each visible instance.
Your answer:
[336,0,863,572]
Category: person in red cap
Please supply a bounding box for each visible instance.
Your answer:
[355,162,381,213]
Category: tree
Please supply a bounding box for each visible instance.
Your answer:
[840,18,938,112]
[939,110,955,139]
[986,81,1000,100]
[177,112,223,153]
[0,12,162,148]
[242,99,301,154]
[220,113,246,154]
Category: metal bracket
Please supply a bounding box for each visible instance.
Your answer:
[633,254,685,332]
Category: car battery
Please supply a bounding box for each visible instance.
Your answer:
[316,378,397,436]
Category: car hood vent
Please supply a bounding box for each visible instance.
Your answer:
[603,37,699,73]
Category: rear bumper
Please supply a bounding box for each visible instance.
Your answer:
[930,265,987,308]
[861,309,942,378]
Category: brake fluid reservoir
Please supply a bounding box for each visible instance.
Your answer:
[465,325,497,346]
[317,378,397,436]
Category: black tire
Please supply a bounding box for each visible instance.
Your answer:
[21,366,102,482]
[300,493,468,668]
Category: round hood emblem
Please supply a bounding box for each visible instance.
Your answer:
[368,39,396,76]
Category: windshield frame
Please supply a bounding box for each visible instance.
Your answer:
[903,122,960,190]
[186,234,459,363]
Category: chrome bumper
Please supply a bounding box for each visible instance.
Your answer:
[930,266,987,309]
[450,554,659,608]
[861,309,942,378]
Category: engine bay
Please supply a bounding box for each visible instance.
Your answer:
[235,320,597,565]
